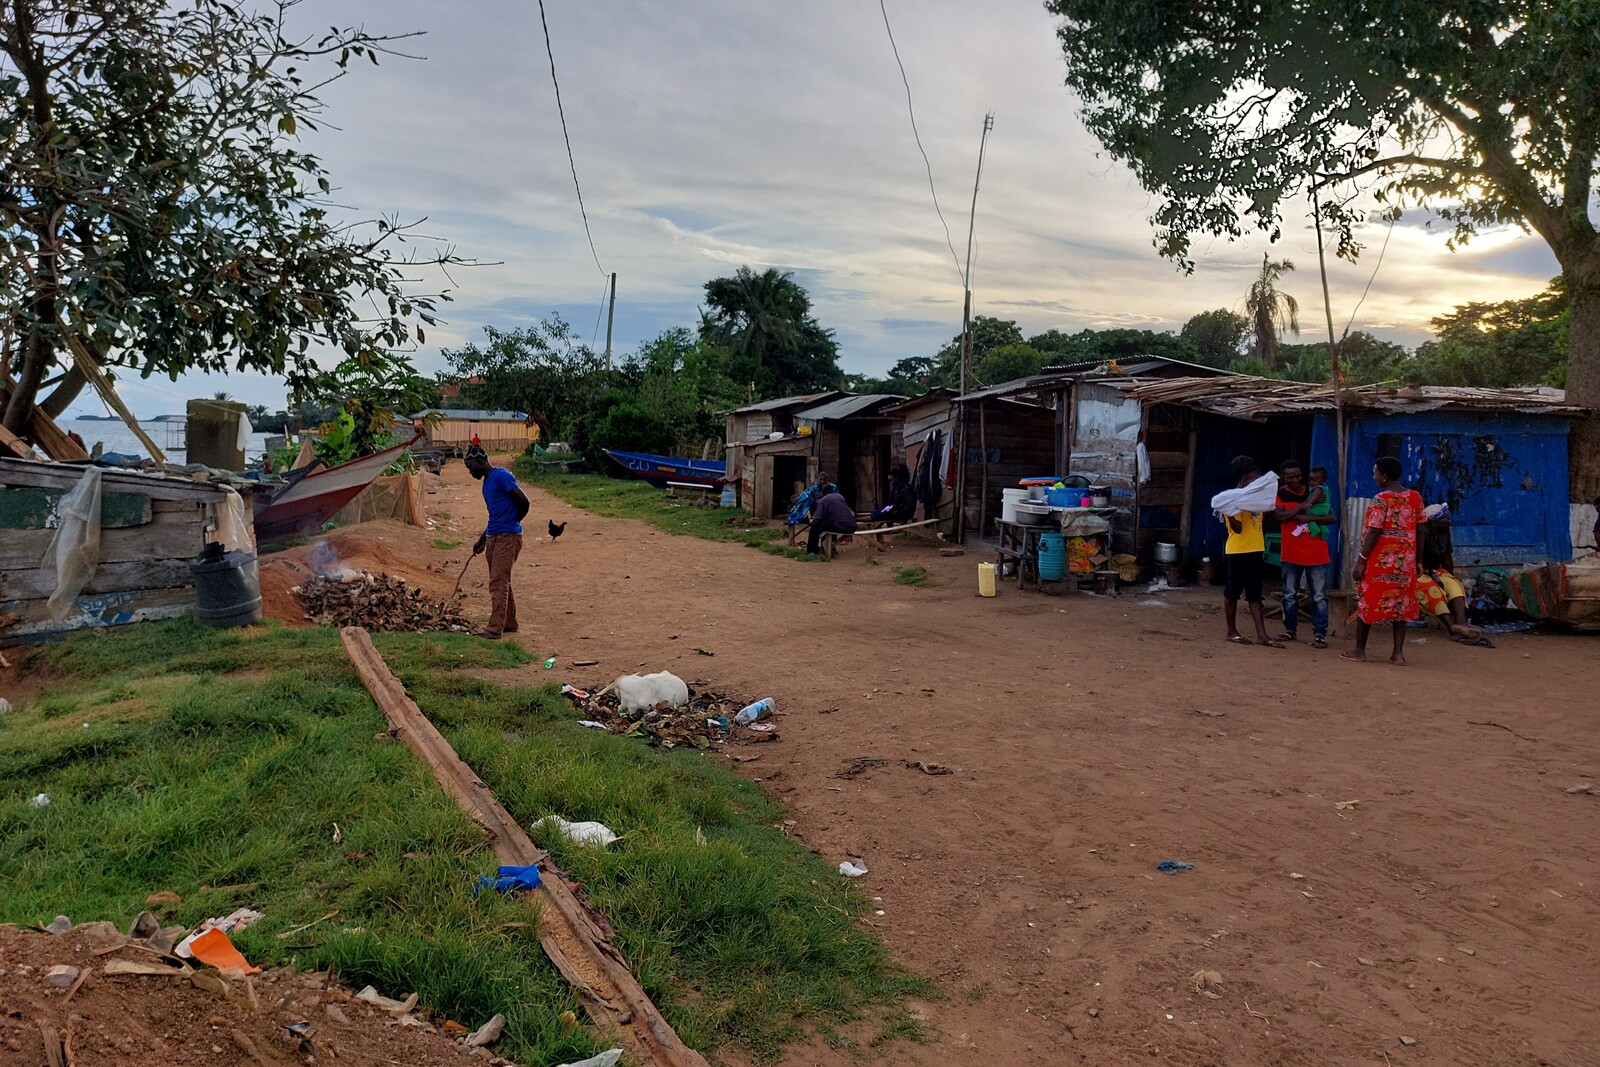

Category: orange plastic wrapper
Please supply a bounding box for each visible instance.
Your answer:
[187,927,261,975]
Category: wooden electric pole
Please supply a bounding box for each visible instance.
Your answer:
[959,113,994,397]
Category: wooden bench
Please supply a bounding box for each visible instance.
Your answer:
[665,480,714,500]
[790,517,940,557]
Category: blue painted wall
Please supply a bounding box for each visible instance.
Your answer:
[1342,411,1571,568]
[1187,410,1572,569]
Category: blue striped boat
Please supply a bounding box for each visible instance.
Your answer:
[602,449,726,490]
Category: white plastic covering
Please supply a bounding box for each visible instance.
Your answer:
[212,486,257,555]
[235,409,253,453]
[44,467,103,621]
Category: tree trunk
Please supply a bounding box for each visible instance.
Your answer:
[1566,269,1600,503]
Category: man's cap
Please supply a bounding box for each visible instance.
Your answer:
[466,443,488,461]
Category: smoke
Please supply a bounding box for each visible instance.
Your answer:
[308,540,359,581]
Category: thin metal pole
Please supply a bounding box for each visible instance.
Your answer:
[959,113,994,396]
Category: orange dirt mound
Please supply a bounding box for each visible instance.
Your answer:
[0,924,484,1067]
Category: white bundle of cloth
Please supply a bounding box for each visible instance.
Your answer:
[1210,471,1279,519]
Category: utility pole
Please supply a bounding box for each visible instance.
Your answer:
[1310,192,1348,511]
[959,113,994,397]
[603,272,617,369]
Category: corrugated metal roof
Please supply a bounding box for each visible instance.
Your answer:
[794,393,908,421]
[728,391,840,414]
[1042,354,1231,378]
[412,408,529,421]
[1122,377,1585,418]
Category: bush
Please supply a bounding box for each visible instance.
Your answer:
[584,395,677,475]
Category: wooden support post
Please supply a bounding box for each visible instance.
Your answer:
[339,627,711,1067]
[0,423,40,459]
[63,333,166,464]
[1178,426,1198,559]
[978,399,989,538]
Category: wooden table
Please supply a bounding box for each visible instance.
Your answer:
[995,520,1050,590]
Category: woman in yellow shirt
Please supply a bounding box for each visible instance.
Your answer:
[1221,456,1280,647]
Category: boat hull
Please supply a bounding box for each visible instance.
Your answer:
[603,449,725,490]
[253,439,414,541]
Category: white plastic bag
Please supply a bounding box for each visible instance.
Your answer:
[44,468,103,621]
[555,1051,623,1067]
[605,671,688,712]
[212,487,257,555]
[839,861,869,878]
[532,815,619,848]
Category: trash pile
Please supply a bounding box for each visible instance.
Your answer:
[16,905,536,1064]
[563,674,777,750]
[293,573,470,633]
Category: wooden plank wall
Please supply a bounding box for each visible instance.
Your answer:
[899,401,959,536]
[968,402,1056,537]
[1,460,224,643]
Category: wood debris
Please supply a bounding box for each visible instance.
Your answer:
[293,573,470,633]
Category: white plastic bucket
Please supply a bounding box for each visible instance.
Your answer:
[1001,488,1027,525]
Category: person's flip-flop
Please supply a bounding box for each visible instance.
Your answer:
[1453,634,1495,647]
[1226,635,1254,645]
[1311,637,1328,649]
[1259,640,1286,649]
[1276,633,1297,642]
[1338,650,1365,663]
[1389,657,1410,666]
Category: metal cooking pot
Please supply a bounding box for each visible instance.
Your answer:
[1155,542,1179,564]
[1089,494,1109,508]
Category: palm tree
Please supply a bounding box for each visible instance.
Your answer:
[700,267,807,369]
[1245,254,1300,369]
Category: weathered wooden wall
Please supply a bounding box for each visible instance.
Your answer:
[1,459,227,645]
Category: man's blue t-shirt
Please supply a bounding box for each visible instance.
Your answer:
[483,466,524,535]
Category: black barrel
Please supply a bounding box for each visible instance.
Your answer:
[191,544,262,628]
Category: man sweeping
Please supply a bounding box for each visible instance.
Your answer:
[465,443,530,639]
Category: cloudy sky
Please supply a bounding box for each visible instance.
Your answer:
[89,0,1559,418]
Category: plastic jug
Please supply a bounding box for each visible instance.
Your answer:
[977,561,997,597]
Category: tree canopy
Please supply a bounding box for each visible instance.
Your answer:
[0,0,462,437]
[698,267,841,397]
[1045,0,1600,496]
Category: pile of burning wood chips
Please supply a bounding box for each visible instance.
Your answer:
[564,684,778,750]
[293,573,471,633]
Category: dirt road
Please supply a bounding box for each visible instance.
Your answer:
[278,464,1600,1066]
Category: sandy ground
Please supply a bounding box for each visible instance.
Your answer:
[272,462,1600,1067]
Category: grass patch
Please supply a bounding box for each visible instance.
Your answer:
[893,566,933,587]
[515,468,821,562]
[1,619,926,1063]
[432,538,461,550]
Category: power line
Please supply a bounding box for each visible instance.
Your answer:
[1343,213,1398,339]
[591,275,611,349]
[536,0,606,277]
[879,0,965,286]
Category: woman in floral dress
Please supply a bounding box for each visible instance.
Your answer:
[1341,456,1424,665]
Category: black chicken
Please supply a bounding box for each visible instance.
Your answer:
[548,519,567,541]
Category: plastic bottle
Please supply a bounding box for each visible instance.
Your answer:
[543,656,556,670]
[734,698,774,726]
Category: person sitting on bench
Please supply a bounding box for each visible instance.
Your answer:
[870,465,917,524]
[807,484,858,556]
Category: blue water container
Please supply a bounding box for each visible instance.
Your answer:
[1045,486,1075,507]
[1037,531,1066,581]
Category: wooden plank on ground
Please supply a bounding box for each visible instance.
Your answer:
[339,627,712,1067]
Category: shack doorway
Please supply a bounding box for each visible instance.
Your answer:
[771,455,808,518]
[1188,413,1317,563]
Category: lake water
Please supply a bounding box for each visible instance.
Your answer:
[64,417,274,464]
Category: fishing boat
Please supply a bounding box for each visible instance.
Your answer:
[602,449,726,490]
[253,437,416,542]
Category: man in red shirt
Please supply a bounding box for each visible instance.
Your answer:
[1275,460,1336,648]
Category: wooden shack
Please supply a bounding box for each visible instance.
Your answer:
[1,458,230,645]
[412,408,539,453]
